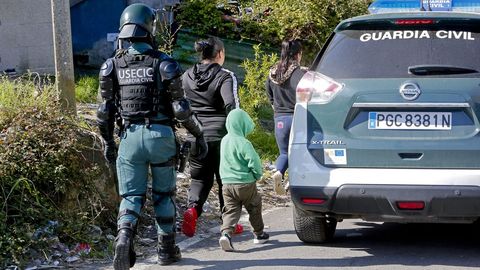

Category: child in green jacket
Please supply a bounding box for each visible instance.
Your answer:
[218,108,269,251]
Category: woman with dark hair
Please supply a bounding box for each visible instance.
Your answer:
[266,39,306,195]
[181,36,241,237]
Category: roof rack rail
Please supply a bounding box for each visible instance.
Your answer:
[368,0,480,14]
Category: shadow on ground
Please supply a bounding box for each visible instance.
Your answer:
[170,222,480,269]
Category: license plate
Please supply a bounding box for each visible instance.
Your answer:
[368,112,452,130]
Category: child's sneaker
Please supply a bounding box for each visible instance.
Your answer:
[219,233,234,251]
[253,232,270,244]
[273,171,285,195]
[234,223,244,234]
[182,207,198,237]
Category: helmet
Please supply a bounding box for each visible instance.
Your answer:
[118,3,158,39]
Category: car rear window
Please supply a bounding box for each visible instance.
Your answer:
[316,23,480,79]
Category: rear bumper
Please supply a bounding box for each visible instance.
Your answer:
[291,185,480,223]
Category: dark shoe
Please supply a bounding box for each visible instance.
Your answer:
[182,207,198,237]
[158,233,182,265]
[219,233,234,251]
[113,224,136,270]
[253,232,270,244]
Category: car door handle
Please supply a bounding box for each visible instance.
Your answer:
[398,153,423,160]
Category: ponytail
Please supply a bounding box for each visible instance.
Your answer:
[276,39,302,81]
[194,37,224,61]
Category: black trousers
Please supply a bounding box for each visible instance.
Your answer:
[187,140,224,217]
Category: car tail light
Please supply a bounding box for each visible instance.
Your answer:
[302,198,327,204]
[396,201,425,210]
[296,71,343,103]
[395,19,435,25]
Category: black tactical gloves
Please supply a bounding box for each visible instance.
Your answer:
[104,140,117,164]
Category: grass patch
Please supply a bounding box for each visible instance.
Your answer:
[248,128,278,162]
[0,75,56,128]
[75,75,99,103]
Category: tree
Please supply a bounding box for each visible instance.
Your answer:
[244,0,371,61]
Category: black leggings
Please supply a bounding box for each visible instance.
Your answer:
[187,140,224,217]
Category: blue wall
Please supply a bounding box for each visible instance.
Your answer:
[71,0,126,56]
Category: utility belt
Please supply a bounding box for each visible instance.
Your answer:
[118,117,190,172]
[119,117,189,172]
[123,118,172,129]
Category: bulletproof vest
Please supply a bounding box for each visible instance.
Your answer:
[114,51,171,121]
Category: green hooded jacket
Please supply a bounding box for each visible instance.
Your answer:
[220,109,263,184]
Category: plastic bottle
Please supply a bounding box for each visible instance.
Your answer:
[202,201,210,213]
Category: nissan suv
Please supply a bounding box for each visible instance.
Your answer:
[289,1,480,243]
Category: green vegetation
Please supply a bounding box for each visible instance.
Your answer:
[248,0,370,59]
[239,45,278,160]
[248,128,277,161]
[0,75,114,267]
[177,0,237,38]
[156,6,182,56]
[75,75,99,103]
[178,0,370,61]
[239,44,277,123]
[0,75,56,128]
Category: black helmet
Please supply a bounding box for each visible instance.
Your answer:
[118,3,158,39]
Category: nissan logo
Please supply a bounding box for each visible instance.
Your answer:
[399,82,421,101]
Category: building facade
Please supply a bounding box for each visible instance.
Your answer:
[0,0,55,74]
[0,0,179,74]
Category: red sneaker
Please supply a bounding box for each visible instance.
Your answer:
[182,207,198,237]
[234,223,244,234]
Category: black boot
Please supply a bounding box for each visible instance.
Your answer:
[113,223,136,270]
[158,233,181,265]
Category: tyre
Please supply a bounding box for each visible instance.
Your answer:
[293,205,337,243]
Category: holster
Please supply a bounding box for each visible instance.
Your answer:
[115,115,124,137]
[176,141,191,173]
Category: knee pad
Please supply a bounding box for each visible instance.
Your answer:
[152,189,176,207]
[152,189,177,232]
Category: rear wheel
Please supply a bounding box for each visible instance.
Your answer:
[293,205,337,243]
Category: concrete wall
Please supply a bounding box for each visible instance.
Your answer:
[0,0,180,74]
[0,0,55,74]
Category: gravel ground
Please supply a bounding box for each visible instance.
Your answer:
[74,104,289,267]
[128,165,291,262]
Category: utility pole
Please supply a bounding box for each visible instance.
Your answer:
[51,0,76,115]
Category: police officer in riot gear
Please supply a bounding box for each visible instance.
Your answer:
[96,3,208,268]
